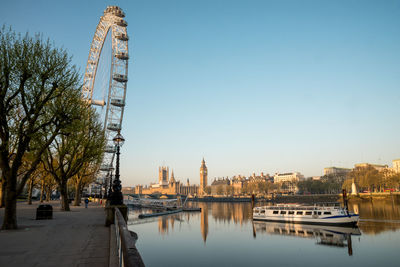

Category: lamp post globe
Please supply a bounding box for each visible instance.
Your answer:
[113,132,125,147]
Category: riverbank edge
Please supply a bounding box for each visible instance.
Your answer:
[188,193,400,203]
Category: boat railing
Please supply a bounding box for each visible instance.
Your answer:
[314,202,341,207]
[256,205,339,211]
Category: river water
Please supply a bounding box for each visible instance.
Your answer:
[128,198,400,267]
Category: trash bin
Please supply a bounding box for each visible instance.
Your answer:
[36,204,53,220]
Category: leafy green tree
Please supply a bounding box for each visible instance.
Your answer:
[264,181,274,195]
[241,183,248,195]
[42,105,105,211]
[204,186,211,195]
[256,181,266,195]
[226,185,234,196]
[70,162,98,206]
[216,185,224,195]
[247,183,257,194]
[342,178,353,192]
[381,169,400,192]
[0,27,80,229]
[348,166,380,192]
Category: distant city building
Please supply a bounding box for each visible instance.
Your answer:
[323,167,352,176]
[273,172,304,183]
[393,159,400,173]
[134,161,203,196]
[231,176,246,195]
[122,187,135,195]
[158,166,169,186]
[273,172,304,194]
[199,158,208,195]
[354,163,388,172]
[211,178,230,195]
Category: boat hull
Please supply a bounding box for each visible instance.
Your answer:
[253,214,359,226]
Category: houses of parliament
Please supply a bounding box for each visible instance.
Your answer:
[134,158,208,196]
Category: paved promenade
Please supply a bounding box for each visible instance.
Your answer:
[0,200,109,267]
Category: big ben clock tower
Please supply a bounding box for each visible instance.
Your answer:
[200,158,208,195]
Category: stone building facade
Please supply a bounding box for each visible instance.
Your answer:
[392,159,400,173]
[323,167,352,176]
[354,163,388,172]
[134,160,206,196]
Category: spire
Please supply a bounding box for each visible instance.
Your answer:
[170,169,176,183]
[201,157,206,168]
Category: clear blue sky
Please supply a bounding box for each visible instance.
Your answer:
[2,0,400,186]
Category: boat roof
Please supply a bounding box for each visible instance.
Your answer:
[255,202,342,210]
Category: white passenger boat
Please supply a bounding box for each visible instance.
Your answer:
[253,203,359,226]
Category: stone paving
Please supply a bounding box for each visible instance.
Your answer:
[0,200,109,267]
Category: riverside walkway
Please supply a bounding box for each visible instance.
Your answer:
[0,200,109,267]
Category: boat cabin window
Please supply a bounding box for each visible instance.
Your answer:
[261,210,266,214]
[305,211,312,215]
[323,211,332,215]
[296,211,303,215]
[280,211,286,215]
[318,212,321,215]
[288,211,294,215]
[273,211,279,214]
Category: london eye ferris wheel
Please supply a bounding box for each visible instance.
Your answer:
[82,6,129,186]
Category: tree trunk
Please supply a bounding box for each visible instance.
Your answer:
[40,179,44,203]
[59,180,70,211]
[27,178,34,205]
[46,184,51,201]
[2,176,18,229]
[73,181,81,206]
[0,180,5,208]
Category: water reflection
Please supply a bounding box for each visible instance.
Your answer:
[129,199,400,241]
[129,202,252,243]
[200,203,208,242]
[253,221,361,256]
[128,200,400,267]
[348,198,400,234]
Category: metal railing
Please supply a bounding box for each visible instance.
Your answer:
[114,208,145,267]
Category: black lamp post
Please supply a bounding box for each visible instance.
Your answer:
[105,168,114,200]
[99,182,103,199]
[103,179,107,199]
[109,130,125,205]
